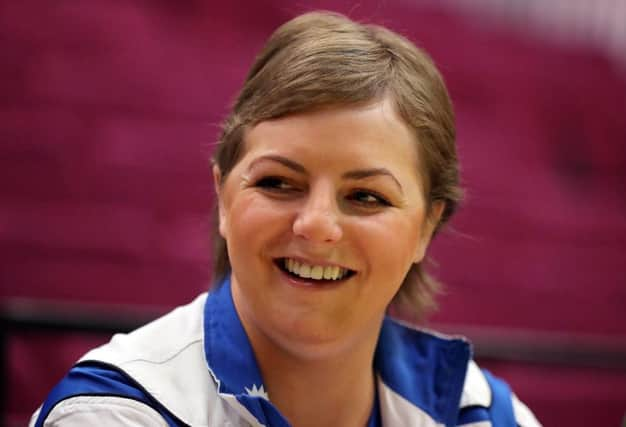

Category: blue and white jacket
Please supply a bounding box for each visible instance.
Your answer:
[31,277,541,427]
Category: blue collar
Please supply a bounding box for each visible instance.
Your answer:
[204,276,469,427]
[375,318,470,426]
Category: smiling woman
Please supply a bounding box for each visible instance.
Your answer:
[30,11,541,427]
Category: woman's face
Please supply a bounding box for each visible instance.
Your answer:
[215,99,440,359]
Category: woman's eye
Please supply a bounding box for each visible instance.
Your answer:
[254,176,296,191]
[348,190,391,207]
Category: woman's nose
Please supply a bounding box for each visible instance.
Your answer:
[292,183,343,244]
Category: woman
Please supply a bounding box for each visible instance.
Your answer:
[31,11,541,427]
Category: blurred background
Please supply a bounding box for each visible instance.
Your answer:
[1,1,625,426]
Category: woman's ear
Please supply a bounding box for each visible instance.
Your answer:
[413,201,445,263]
[212,164,227,239]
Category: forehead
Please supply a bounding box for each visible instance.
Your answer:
[241,100,421,176]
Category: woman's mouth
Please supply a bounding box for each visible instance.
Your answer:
[275,258,356,282]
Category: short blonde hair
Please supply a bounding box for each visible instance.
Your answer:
[212,11,461,319]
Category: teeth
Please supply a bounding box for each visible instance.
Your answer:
[311,266,324,280]
[300,264,311,278]
[283,258,347,281]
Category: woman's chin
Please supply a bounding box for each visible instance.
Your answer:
[262,308,377,361]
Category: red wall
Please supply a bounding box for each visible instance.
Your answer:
[2,1,625,425]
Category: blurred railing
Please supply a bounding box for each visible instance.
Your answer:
[2,297,626,427]
[432,323,626,370]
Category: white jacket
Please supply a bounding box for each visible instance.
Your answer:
[31,277,541,427]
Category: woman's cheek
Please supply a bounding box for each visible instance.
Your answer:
[356,214,421,272]
[229,195,292,244]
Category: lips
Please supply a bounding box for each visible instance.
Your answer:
[276,258,355,282]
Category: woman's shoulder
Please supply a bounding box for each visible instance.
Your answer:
[79,292,208,366]
[30,293,226,427]
[461,360,542,427]
[380,318,542,427]
[29,364,174,427]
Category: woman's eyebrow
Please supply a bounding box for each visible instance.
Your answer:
[247,155,308,174]
[342,168,404,193]
[247,155,403,193]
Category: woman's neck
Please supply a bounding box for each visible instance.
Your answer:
[257,341,377,427]
[230,282,385,427]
